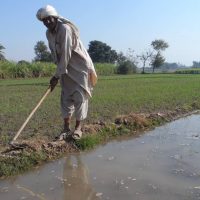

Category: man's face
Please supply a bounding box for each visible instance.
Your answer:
[42,16,57,32]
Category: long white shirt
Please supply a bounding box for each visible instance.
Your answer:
[46,21,97,97]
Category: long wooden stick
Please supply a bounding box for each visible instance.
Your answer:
[10,87,51,143]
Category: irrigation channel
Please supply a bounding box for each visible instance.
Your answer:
[1,114,200,200]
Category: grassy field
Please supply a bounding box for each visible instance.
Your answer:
[1,74,200,144]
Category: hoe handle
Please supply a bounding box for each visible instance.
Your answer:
[11,87,51,143]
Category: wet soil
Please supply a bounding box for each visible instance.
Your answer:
[1,109,198,159]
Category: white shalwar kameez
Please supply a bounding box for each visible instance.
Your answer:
[46,20,97,120]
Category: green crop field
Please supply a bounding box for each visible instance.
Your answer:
[1,74,200,144]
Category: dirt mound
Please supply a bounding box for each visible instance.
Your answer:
[115,113,150,128]
[1,138,79,159]
[82,121,106,134]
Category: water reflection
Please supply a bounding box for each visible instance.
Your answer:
[63,155,99,200]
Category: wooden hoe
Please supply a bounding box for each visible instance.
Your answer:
[9,86,51,148]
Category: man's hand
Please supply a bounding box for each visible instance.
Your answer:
[50,76,59,92]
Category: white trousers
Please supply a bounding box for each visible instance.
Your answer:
[60,74,88,121]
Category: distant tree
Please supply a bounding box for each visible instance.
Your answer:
[137,50,153,73]
[0,43,6,60]
[88,40,118,63]
[126,48,138,65]
[17,60,31,65]
[151,39,169,51]
[151,52,165,73]
[192,61,200,68]
[151,39,169,73]
[116,48,138,74]
[161,62,183,70]
[34,41,52,62]
[109,49,118,63]
[117,51,127,64]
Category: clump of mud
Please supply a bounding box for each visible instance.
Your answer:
[82,120,106,134]
[115,113,150,128]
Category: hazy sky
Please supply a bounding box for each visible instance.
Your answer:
[1,0,200,66]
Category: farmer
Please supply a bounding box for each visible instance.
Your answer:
[36,5,97,140]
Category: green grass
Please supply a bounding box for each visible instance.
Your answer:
[0,151,47,177]
[1,74,200,144]
[75,125,133,150]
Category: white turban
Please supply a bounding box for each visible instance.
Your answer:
[36,5,79,40]
[36,5,59,21]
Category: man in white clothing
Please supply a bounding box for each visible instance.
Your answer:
[36,5,97,140]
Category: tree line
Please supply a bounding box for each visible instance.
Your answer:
[1,39,170,74]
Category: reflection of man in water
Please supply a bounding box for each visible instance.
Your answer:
[63,155,99,200]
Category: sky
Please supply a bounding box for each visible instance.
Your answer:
[1,0,200,66]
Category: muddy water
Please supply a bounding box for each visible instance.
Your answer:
[1,114,200,200]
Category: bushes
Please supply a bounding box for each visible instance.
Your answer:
[41,63,56,77]
[0,61,56,79]
[10,61,31,78]
[94,62,137,76]
[0,60,138,79]
[94,63,117,75]
[0,61,16,79]
[175,68,200,74]
[117,60,137,74]
[29,62,43,77]
[1,61,118,78]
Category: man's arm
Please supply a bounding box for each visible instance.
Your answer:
[55,24,73,77]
